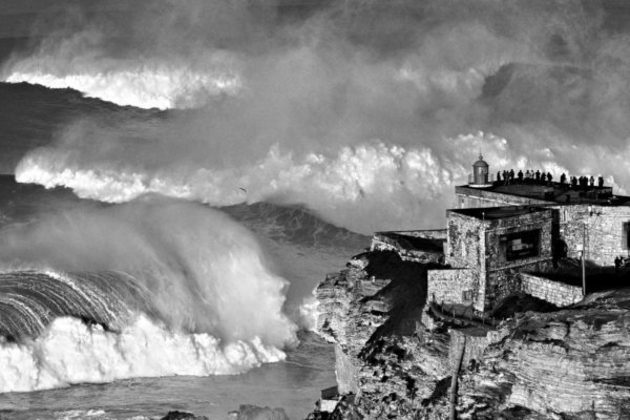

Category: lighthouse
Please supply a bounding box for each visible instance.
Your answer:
[469,154,492,188]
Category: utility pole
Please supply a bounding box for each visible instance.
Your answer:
[582,222,587,296]
[450,335,466,420]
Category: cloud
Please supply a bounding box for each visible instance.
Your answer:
[5,0,630,232]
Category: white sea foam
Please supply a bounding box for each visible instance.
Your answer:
[5,68,240,110]
[16,132,570,232]
[296,295,319,332]
[0,200,298,359]
[0,314,285,393]
[3,43,242,110]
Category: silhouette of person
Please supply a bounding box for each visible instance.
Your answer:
[517,170,523,182]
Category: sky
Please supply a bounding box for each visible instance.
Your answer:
[1,0,630,232]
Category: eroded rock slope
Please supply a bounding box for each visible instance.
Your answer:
[314,250,630,419]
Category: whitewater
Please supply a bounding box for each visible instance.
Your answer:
[0,311,284,393]
[0,195,296,388]
[0,175,355,419]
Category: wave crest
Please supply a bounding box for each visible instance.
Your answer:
[3,40,242,109]
[0,199,297,345]
[15,134,522,233]
[0,314,284,393]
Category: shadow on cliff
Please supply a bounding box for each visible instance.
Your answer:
[360,250,440,340]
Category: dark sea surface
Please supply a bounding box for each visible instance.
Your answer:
[0,57,364,418]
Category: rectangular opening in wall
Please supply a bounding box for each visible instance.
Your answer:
[501,229,541,261]
[623,222,630,250]
[462,290,473,302]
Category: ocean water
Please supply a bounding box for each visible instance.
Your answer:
[0,4,375,414]
[0,59,369,417]
[0,174,361,419]
[0,332,335,420]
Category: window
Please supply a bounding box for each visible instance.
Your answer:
[462,290,473,302]
[623,222,630,250]
[500,229,541,261]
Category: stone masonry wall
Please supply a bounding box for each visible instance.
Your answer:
[484,261,553,311]
[445,212,484,269]
[445,208,554,311]
[483,210,554,309]
[485,269,520,310]
[484,209,554,271]
[427,268,479,309]
[455,187,630,267]
[555,205,630,266]
[520,272,583,307]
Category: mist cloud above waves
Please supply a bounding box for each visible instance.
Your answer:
[5,1,630,232]
[0,197,296,346]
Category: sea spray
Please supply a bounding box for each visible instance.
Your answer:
[3,1,630,233]
[0,314,285,393]
[16,133,567,233]
[0,197,298,392]
[2,46,242,110]
[0,198,296,344]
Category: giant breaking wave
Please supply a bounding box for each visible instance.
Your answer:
[0,198,295,393]
[2,47,242,110]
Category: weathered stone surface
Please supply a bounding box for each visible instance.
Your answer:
[313,248,630,419]
[428,268,476,306]
[556,205,630,265]
[520,272,583,307]
[315,250,451,418]
[457,289,630,419]
[456,185,630,266]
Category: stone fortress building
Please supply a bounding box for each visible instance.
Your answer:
[372,156,630,316]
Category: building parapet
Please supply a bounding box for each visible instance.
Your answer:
[371,230,445,263]
[519,273,583,307]
[456,182,627,209]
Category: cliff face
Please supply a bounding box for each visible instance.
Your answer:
[314,250,630,419]
[316,250,451,418]
[459,291,630,419]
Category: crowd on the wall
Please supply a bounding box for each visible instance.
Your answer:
[496,169,605,189]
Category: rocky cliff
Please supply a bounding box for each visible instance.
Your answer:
[314,250,630,419]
